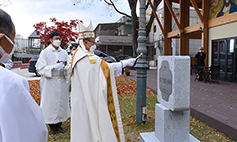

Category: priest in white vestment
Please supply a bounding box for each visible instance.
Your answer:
[0,9,48,142]
[36,32,70,136]
[70,21,136,142]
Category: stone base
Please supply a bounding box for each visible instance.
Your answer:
[139,104,200,142]
[155,104,190,142]
[139,132,200,142]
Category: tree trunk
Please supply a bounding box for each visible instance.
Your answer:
[128,0,138,57]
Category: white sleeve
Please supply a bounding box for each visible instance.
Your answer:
[109,62,123,77]
[35,52,54,78]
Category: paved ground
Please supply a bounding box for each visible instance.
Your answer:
[128,68,237,140]
[11,68,40,80]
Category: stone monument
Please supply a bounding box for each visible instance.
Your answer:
[139,56,200,142]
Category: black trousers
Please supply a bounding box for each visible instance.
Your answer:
[48,122,62,131]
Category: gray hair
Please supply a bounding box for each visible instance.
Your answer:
[0,9,14,37]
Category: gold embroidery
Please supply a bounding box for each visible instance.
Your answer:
[89,59,96,64]
[70,48,79,76]
[81,33,86,38]
[101,60,121,142]
[89,32,94,38]
[87,52,94,57]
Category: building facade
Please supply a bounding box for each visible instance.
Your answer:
[94,16,133,56]
[146,0,202,66]
[150,0,237,82]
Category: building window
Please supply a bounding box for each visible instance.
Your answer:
[154,25,156,33]
[212,38,237,82]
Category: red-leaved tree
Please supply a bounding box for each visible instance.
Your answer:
[33,17,79,49]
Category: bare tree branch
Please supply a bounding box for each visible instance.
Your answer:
[103,0,131,18]
[146,0,162,37]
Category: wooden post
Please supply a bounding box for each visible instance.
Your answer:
[202,0,209,66]
[163,0,172,55]
[179,0,190,55]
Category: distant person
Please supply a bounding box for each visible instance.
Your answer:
[0,8,48,142]
[68,44,77,77]
[69,44,77,60]
[0,59,13,69]
[195,47,206,67]
[195,47,206,80]
[36,32,70,136]
[217,0,237,17]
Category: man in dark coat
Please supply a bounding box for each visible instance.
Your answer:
[195,47,206,80]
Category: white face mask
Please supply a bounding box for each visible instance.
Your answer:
[53,40,61,47]
[90,45,96,53]
[0,33,15,63]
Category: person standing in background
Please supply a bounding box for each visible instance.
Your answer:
[195,47,206,80]
[36,32,70,136]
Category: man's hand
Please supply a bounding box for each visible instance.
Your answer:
[54,62,64,69]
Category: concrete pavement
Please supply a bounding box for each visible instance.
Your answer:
[11,68,40,80]
[128,68,237,140]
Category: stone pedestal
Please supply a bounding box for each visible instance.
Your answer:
[155,104,190,142]
[140,132,199,142]
[139,56,200,142]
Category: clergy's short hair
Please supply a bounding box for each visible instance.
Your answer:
[0,9,14,37]
[49,32,61,39]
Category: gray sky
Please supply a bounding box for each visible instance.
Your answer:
[1,0,131,38]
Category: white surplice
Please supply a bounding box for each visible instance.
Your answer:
[70,48,125,142]
[0,67,48,142]
[36,45,70,124]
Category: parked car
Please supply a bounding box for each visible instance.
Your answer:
[94,50,117,63]
[114,55,132,62]
[28,55,40,76]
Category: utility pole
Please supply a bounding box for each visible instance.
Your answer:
[135,0,149,123]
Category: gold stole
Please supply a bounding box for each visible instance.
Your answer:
[70,48,79,76]
[100,60,121,142]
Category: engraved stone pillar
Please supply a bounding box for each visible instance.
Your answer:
[140,56,200,142]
